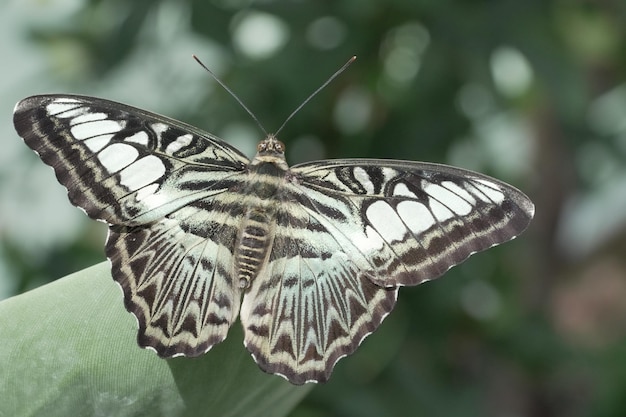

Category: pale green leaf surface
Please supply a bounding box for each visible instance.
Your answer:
[0,263,312,417]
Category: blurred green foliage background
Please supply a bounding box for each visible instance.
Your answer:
[1,0,626,416]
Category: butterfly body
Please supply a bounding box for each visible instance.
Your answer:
[236,136,287,288]
[14,94,534,385]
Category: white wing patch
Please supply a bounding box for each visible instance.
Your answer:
[119,155,166,191]
[165,134,194,154]
[441,181,476,205]
[70,112,108,125]
[424,182,473,216]
[353,226,385,253]
[150,122,169,137]
[70,119,124,140]
[84,134,114,152]
[429,197,455,222]
[45,98,82,117]
[135,183,160,202]
[98,142,139,172]
[353,167,375,194]
[126,131,150,146]
[392,182,417,198]
[473,179,505,203]
[397,200,435,234]
[366,200,408,242]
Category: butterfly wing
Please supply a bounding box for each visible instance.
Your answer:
[14,95,250,356]
[241,158,533,383]
[14,95,249,225]
[241,203,398,384]
[108,204,242,357]
[286,159,534,287]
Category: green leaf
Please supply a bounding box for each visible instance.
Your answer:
[0,263,312,417]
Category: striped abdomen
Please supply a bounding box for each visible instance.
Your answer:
[235,156,287,289]
[236,208,275,288]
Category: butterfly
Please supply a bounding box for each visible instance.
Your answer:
[13,87,533,385]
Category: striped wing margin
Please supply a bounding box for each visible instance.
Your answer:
[13,94,250,356]
[241,159,533,383]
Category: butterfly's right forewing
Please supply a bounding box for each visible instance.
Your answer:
[13,95,250,226]
[14,94,251,356]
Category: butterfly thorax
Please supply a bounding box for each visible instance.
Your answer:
[235,135,289,289]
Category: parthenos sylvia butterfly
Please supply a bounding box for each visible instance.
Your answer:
[13,58,534,385]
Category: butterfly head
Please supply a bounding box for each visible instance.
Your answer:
[257,135,285,156]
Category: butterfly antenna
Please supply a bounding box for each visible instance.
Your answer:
[274,55,357,136]
[193,54,268,136]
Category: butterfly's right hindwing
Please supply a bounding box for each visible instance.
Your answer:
[13,95,250,226]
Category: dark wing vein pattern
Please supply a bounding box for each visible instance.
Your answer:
[241,199,398,384]
[13,94,534,386]
[287,159,534,288]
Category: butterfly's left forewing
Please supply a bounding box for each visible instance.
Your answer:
[14,94,250,356]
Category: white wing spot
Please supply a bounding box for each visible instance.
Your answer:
[71,120,124,140]
[392,182,417,198]
[83,134,114,152]
[125,131,150,146]
[429,198,455,222]
[397,200,435,234]
[441,181,476,205]
[366,200,408,242]
[46,99,82,117]
[473,179,505,203]
[165,134,193,154]
[97,143,139,173]
[70,112,108,125]
[150,123,169,136]
[119,155,166,191]
[353,167,375,194]
[424,182,473,216]
[381,168,396,184]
